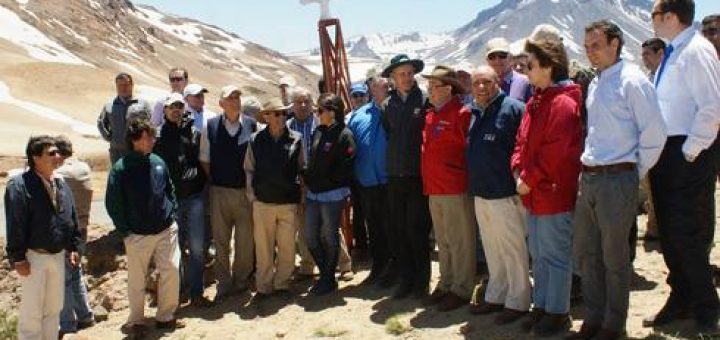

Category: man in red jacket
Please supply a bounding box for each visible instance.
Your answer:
[511,38,583,336]
[420,66,476,312]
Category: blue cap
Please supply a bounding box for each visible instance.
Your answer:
[350,82,368,95]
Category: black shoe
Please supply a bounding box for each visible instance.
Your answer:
[422,288,448,306]
[494,308,527,325]
[392,283,413,299]
[437,292,467,312]
[533,313,571,337]
[642,298,691,327]
[468,301,504,315]
[697,317,720,335]
[412,285,429,299]
[565,322,601,340]
[521,308,545,332]
[77,318,95,330]
[361,271,379,286]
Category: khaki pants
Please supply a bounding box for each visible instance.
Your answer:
[19,250,65,340]
[429,195,477,299]
[253,202,298,293]
[210,186,254,295]
[475,196,531,311]
[296,209,352,275]
[124,223,180,324]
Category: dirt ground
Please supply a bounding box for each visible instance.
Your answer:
[1,169,719,340]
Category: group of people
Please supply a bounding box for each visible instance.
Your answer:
[4,0,720,339]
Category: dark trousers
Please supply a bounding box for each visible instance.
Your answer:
[650,136,719,322]
[357,184,390,273]
[351,183,368,251]
[305,199,346,283]
[387,176,431,291]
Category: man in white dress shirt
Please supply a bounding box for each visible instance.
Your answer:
[643,0,720,334]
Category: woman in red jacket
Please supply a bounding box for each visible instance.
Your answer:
[510,38,583,337]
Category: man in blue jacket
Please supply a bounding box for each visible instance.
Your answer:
[347,76,391,286]
[466,66,531,327]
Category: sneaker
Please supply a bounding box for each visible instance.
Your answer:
[533,313,571,337]
[155,319,186,330]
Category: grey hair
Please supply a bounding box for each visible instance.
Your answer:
[288,86,313,103]
[472,65,500,83]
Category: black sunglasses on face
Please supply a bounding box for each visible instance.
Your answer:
[488,52,509,60]
[265,111,287,117]
[351,93,366,98]
[169,77,186,82]
[168,102,184,109]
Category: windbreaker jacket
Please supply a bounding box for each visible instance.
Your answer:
[302,122,356,194]
[421,96,472,195]
[511,84,583,215]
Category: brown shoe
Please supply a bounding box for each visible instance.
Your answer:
[565,322,601,340]
[437,292,467,312]
[190,295,214,308]
[422,288,448,306]
[521,308,545,332]
[469,301,504,315]
[494,308,528,325]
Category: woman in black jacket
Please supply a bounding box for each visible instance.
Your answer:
[302,93,356,296]
[153,93,212,307]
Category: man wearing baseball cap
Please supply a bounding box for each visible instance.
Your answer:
[485,38,532,102]
[184,84,217,131]
[199,85,258,300]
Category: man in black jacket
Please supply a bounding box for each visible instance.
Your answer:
[5,135,81,340]
[154,93,212,307]
[106,118,183,335]
[381,54,433,299]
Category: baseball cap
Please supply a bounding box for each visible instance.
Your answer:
[183,83,208,97]
[220,85,242,99]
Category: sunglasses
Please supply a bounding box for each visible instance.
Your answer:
[168,102,184,109]
[651,10,665,19]
[351,93,366,98]
[265,111,287,117]
[488,52,509,60]
[169,77,186,82]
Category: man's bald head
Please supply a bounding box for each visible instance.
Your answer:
[471,66,501,107]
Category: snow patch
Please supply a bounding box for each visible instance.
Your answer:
[0,80,97,136]
[0,6,90,66]
[134,7,203,45]
[49,19,89,44]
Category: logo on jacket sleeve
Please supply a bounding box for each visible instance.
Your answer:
[323,142,333,152]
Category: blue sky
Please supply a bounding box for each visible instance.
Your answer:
[135,0,719,53]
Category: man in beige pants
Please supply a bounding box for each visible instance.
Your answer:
[5,135,82,340]
[420,66,477,311]
[245,98,304,297]
[200,85,257,299]
[106,119,183,335]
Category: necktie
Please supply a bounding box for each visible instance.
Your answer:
[654,44,674,87]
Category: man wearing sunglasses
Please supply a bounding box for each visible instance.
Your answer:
[151,68,189,127]
[5,136,82,340]
[485,38,532,103]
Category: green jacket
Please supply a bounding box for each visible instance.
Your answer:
[105,151,177,236]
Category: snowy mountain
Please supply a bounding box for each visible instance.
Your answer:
[301,0,654,73]
[0,0,316,156]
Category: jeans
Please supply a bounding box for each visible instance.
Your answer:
[305,199,346,283]
[60,259,93,332]
[178,194,206,297]
[528,211,573,314]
